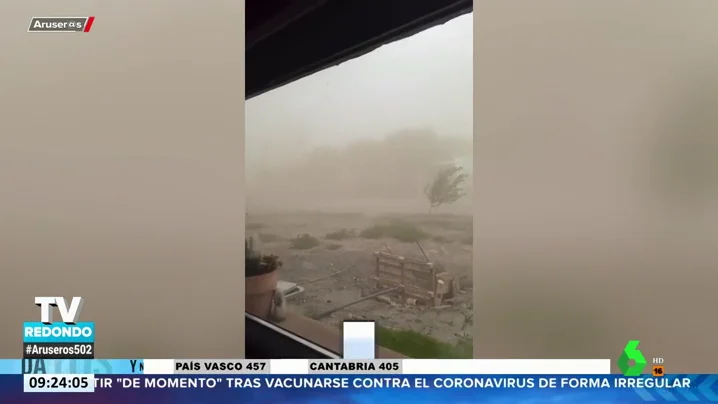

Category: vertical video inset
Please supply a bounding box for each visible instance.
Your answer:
[246,12,473,359]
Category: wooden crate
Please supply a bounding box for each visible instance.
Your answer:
[373,251,453,306]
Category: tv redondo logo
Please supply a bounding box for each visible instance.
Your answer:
[24,297,95,344]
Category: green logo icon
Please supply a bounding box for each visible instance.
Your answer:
[618,340,648,376]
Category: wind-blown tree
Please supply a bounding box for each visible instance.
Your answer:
[424,165,468,213]
[248,129,472,202]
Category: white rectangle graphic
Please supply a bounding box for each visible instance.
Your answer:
[343,321,375,360]
[197,359,609,374]
[143,359,175,374]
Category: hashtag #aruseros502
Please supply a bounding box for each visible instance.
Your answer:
[23,343,94,359]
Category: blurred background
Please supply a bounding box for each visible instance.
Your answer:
[474,1,718,372]
[0,0,245,358]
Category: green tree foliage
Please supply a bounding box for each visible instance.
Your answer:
[424,165,468,213]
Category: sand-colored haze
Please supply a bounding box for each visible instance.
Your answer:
[474,1,718,372]
[247,129,472,215]
[0,0,245,358]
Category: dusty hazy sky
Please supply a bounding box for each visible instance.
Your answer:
[246,13,473,159]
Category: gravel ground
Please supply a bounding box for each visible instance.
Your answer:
[247,211,473,345]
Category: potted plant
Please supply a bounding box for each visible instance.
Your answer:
[245,237,282,318]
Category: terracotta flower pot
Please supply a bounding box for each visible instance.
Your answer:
[245,269,279,318]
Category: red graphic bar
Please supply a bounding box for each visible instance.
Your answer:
[83,16,95,32]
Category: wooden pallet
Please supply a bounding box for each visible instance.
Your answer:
[372,251,453,307]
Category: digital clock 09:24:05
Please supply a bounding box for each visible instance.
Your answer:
[23,374,95,393]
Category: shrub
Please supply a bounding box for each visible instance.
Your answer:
[325,243,343,251]
[359,220,428,243]
[325,228,356,240]
[461,234,473,245]
[289,233,320,250]
[246,222,266,230]
[257,233,282,243]
[245,237,282,277]
[417,216,473,232]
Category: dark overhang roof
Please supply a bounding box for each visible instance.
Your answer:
[246,0,473,99]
